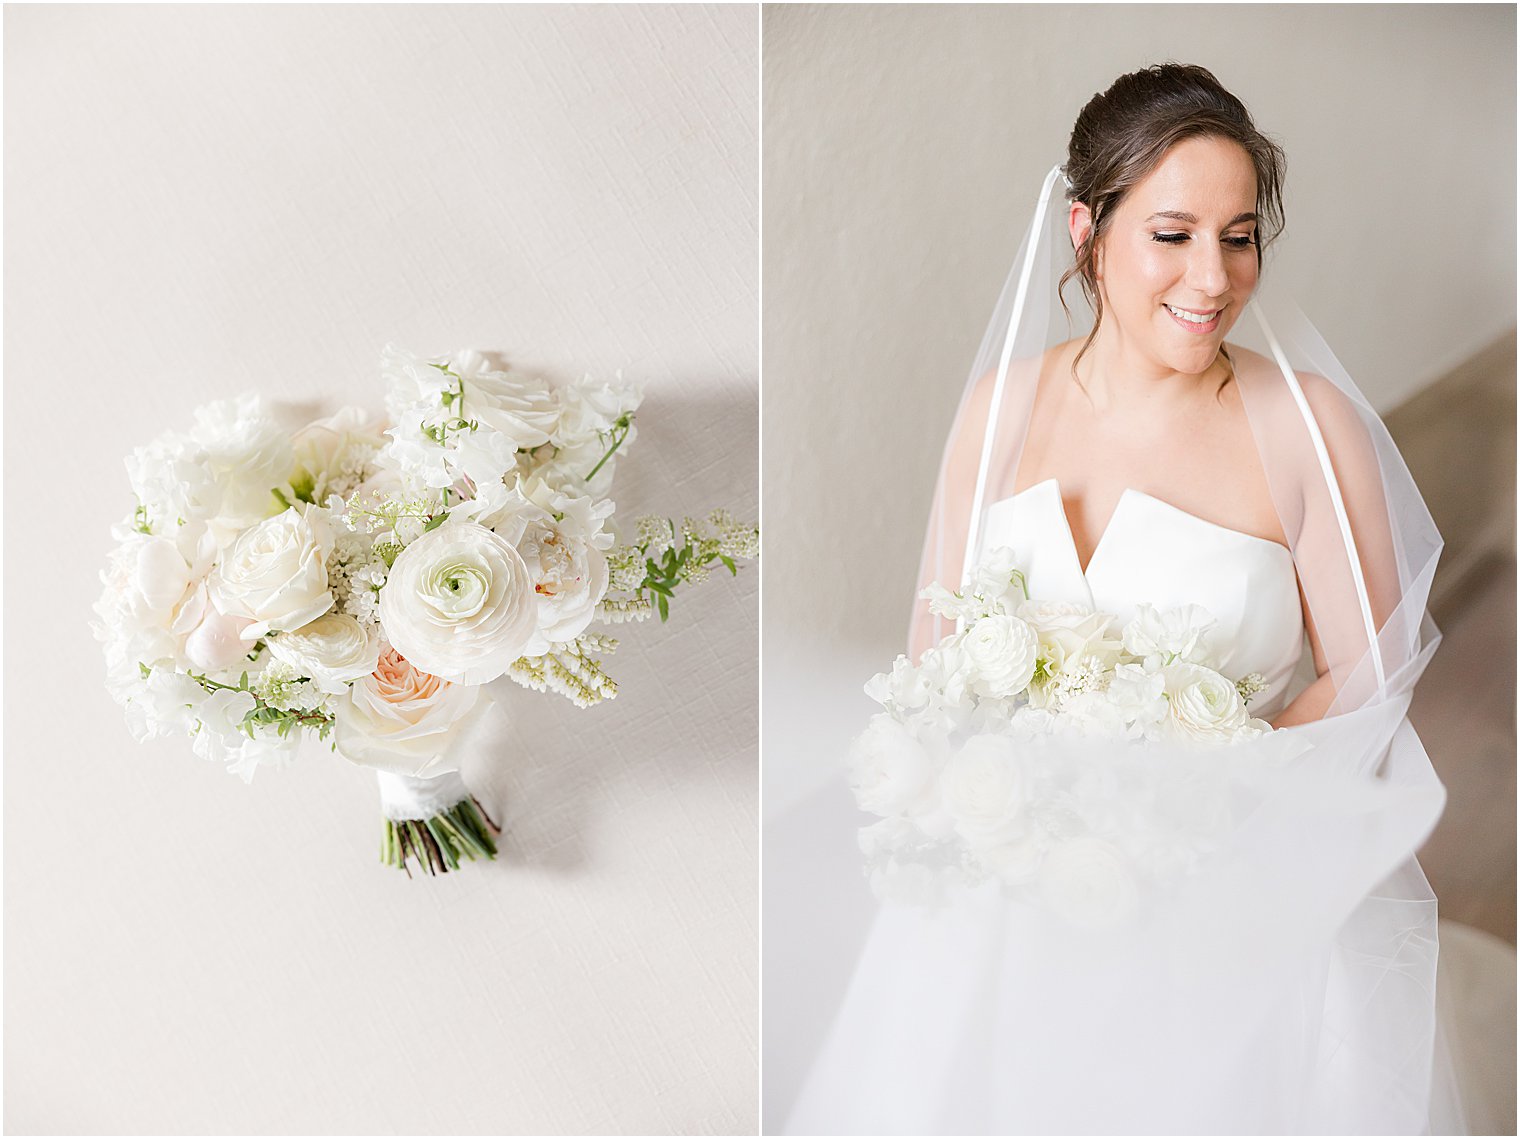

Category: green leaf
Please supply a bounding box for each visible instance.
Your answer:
[645,580,674,597]
[270,486,292,510]
[719,555,737,575]
[657,594,670,622]
[138,662,152,679]
[423,511,450,533]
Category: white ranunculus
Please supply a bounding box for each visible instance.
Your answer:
[1123,602,1217,670]
[961,614,1039,698]
[848,715,937,818]
[267,613,382,695]
[335,647,485,776]
[209,504,335,640]
[1038,836,1139,928]
[379,521,537,685]
[941,732,1025,846]
[1162,661,1253,744]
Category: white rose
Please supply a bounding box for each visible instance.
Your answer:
[335,647,485,777]
[961,614,1039,698]
[1122,602,1217,670]
[1018,600,1123,676]
[290,407,388,503]
[1162,662,1252,744]
[209,504,335,640]
[1038,836,1140,928]
[378,521,537,685]
[267,613,382,695]
[941,732,1026,846]
[847,716,937,818]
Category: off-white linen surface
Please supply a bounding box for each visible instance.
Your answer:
[5,5,758,1134]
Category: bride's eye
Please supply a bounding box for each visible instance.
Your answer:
[1151,232,1188,244]
[1224,234,1257,248]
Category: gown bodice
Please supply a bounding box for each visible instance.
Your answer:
[980,478,1305,719]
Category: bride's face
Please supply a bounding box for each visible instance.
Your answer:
[1077,134,1261,376]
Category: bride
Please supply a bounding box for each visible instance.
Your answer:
[784,63,1463,1135]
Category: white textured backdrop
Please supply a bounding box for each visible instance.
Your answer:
[5,5,757,1134]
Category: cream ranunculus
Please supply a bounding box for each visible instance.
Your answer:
[960,614,1039,698]
[209,504,335,640]
[266,613,382,694]
[335,647,484,776]
[940,732,1026,847]
[1162,661,1255,743]
[378,521,536,685]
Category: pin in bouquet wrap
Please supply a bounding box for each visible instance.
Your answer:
[93,347,757,877]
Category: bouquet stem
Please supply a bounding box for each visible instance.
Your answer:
[376,770,499,876]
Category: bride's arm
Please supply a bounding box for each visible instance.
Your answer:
[1271,578,1336,727]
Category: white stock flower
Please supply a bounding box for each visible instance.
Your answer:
[335,647,485,776]
[847,716,937,818]
[1161,661,1256,744]
[1123,603,1217,670]
[267,613,382,695]
[1038,836,1140,928]
[961,614,1039,698]
[941,733,1026,847]
[378,521,537,685]
[209,504,335,640]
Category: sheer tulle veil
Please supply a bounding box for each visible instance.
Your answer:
[787,163,1463,1134]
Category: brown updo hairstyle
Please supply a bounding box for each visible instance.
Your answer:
[1061,63,1288,380]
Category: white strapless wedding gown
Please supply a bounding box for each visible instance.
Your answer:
[784,480,1461,1135]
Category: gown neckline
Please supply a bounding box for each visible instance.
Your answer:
[1002,477,1293,578]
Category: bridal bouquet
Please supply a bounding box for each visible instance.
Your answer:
[93,346,757,876]
[849,547,1276,922]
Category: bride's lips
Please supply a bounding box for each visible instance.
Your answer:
[1163,303,1223,335]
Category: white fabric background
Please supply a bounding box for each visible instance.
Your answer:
[5,5,757,1134]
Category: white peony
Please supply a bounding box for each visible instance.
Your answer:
[335,647,486,776]
[961,614,1039,698]
[266,613,382,695]
[378,521,537,685]
[189,395,294,529]
[941,732,1026,847]
[847,715,937,818]
[209,504,335,640]
[1123,602,1217,670]
[486,477,615,656]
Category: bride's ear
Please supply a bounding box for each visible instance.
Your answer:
[1069,201,1098,275]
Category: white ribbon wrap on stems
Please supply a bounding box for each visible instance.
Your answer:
[376,768,472,821]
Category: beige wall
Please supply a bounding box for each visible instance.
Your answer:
[761,2,1516,707]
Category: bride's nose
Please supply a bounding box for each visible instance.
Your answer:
[1184,240,1230,298]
